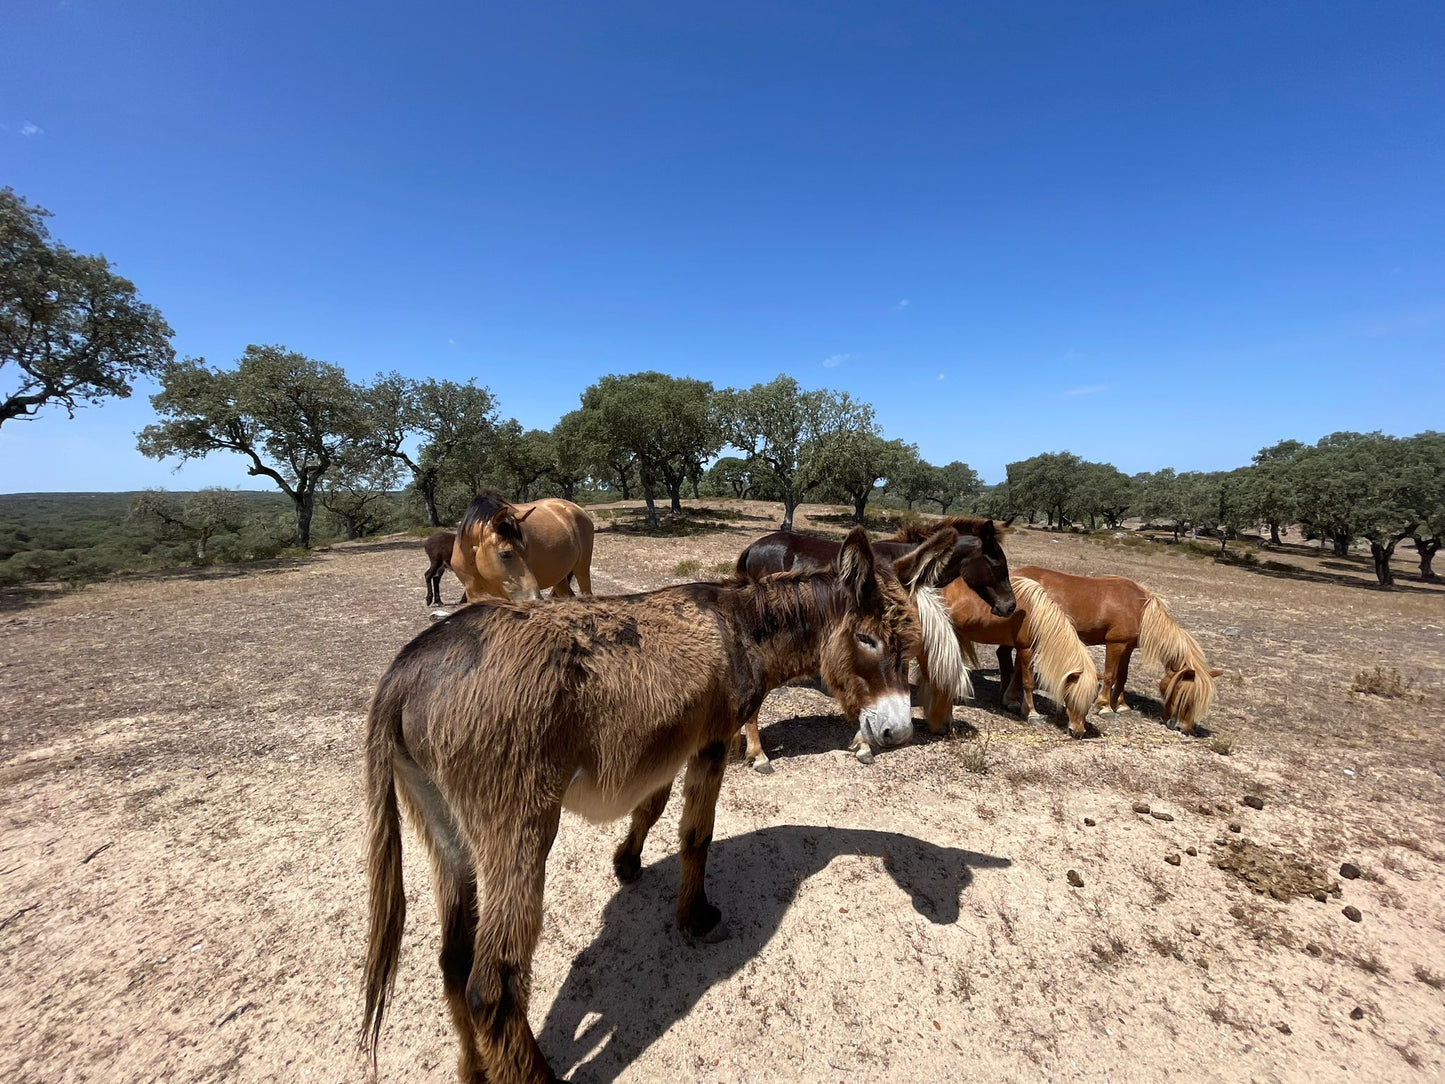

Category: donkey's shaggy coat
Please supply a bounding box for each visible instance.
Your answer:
[362,527,957,1083]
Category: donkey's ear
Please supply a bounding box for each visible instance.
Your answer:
[1209,668,1224,678]
[836,526,878,603]
[893,527,959,591]
[515,506,537,522]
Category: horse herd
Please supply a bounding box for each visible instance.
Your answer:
[367,491,1223,1083]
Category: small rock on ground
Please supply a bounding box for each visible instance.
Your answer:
[1340,862,1361,880]
[1132,801,1151,815]
[1151,811,1175,822]
[1066,869,1084,888]
[1242,795,1265,810]
[1165,853,1182,866]
[1350,1007,1365,1020]
[1186,846,1198,856]
[1343,905,1362,923]
[1229,823,1242,833]
[1083,817,1096,827]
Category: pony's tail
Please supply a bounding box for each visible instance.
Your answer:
[360,680,408,1066]
[1011,576,1098,721]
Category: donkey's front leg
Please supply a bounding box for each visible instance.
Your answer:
[676,739,729,941]
[612,781,672,884]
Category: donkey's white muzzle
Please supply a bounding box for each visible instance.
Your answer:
[858,692,913,748]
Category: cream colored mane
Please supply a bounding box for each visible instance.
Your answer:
[912,585,971,700]
[1009,575,1098,721]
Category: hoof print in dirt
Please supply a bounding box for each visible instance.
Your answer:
[1083,817,1096,827]
[1165,853,1181,866]
[1241,794,1265,810]
[1151,810,1175,822]
[1066,869,1084,888]
[1340,862,1361,880]
[1343,905,1362,923]
[1131,801,1151,814]
[1350,1006,1365,1020]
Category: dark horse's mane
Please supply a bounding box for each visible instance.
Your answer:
[458,490,525,543]
[889,516,1000,546]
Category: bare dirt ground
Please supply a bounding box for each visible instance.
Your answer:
[2,500,1443,1083]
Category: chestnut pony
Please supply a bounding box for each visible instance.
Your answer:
[450,490,594,603]
[1011,566,1223,734]
[361,527,960,1084]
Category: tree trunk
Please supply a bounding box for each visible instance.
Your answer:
[1371,540,1396,587]
[618,474,632,500]
[295,490,316,548]
[561,481,575,501]
[1269,521,1282,546]
[853,493,868,525]
[1219,533,1227,555]
[1333,535,1350,558]
[416,476,441,527]
[781,490,798,532]
[1415,536,1440,581]
[668,480,683,515]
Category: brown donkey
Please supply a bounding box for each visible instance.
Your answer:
[362,526,959,1084]
[423,530,458,606]
[1011,566,1223,734]
[450,490,595,603]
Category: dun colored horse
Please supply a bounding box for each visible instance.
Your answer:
[450,490,595,603]
[423,530,458,607]
[733,525,1004,769]
[920,575,1100,737]
[361,526,960,1084]
[1011,566,1223,734]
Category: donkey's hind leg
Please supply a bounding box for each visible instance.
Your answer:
[612,781,673,884]
[733,713,771,773]
[436,862,485,1083]
[466,804,563,1084]
[677,740,729,941]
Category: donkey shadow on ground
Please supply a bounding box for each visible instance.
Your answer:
[538,824,1010,1083]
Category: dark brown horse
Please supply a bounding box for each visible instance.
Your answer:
[361,527,960,1084]
[1010,566,1222,734]
[423,530,458,607]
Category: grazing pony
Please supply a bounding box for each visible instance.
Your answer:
[920,575,1100,737]
[423,530,458,607]
[450,490,595,603]
[1012,566,1223,734]
[361,527,959,1084]
[733,529,981,769]
[882,516,1018,618]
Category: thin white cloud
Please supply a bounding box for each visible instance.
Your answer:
[1061,384,1108,397]
[937,373,946,381]
[895,299,910,311]
[20,122,43,137]
[447,337,456,345]
[821,353,851,368]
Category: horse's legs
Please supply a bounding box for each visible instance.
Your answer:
[612,781,673,884]
[997,645,1015,699]
[551,574,575,598]
[1097,643,1120,711]
[572,561,592,596]
[676,740,728,940]
[466,804,562,1084]
[1111,647,1133,712]
[1017,646,1044,723]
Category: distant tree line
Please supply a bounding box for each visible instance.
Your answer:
[6,186,1441,588]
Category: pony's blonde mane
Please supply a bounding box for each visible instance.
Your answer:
[913,586,971,700]
[1139,595,1215,722]
[1010,575,1098,722]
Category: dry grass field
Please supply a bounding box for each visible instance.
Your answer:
[2,500,1442,1083]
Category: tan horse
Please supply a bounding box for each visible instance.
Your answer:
[361,526,960,1084]
[1012,566,1223,734]
[920,574,1100,737]
[450,490,594,602]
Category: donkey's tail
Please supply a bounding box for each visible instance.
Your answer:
[360,679,408,1065]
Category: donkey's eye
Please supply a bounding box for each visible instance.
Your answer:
[855,632,880,651]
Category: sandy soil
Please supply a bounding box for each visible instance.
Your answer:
[2,500,1443,1083]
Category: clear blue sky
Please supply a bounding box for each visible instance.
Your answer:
[3,1,1442,491]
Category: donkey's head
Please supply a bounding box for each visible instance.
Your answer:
[458,491,541,601]
[1159,666,1223,735]
[821,526,959,749]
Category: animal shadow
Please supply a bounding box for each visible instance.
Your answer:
[537,824,1010,1082]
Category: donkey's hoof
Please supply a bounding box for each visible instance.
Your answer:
[751,756,774,775]
[612,852,642,884]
